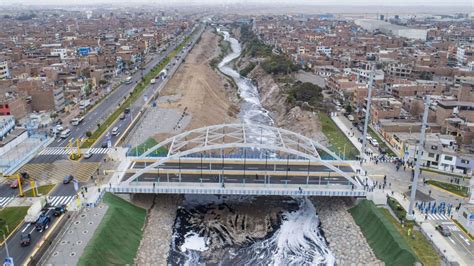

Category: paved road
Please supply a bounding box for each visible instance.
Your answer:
[131,172,350,186]
[0,183,80,265]
[131,161,354,172]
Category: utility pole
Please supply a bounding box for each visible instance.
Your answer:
[360,65,375,162]
[408,96,430,220]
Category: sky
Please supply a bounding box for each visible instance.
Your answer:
[1,0,472,6]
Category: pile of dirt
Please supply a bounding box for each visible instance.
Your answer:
[157,28,240,134]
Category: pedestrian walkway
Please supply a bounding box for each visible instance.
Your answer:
[0,197,14,208]
[427,213,451,221]
[38,147,110,156]
[47,195,75,207]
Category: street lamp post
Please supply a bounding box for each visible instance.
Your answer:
[407,96,431,220]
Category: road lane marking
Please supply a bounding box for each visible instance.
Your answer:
[448,236,456,244]
[22,224,31,233]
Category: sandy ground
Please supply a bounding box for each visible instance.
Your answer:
[156,28,239,139]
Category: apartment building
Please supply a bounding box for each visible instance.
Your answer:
[0,61,9,80]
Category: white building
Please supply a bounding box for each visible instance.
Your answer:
[0,115,15,140]
[316,46,332,57]
[50,48,67,60]
[0,61,9,80]
[355,19,427,41]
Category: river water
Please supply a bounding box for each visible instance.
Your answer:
[167,29,335,265]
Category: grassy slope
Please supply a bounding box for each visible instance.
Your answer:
[319,113,358,160]
[129,137,168,156]
[379,208,440,266]
[78,193,146,265]
[349,200,417,266]
[0,207,29,236]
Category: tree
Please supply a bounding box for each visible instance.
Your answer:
[86,131,92,138]
[345,104,353,114]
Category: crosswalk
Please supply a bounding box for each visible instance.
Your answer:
[38,147,110,156]
[47,196,75,207]
[427,213,451,220]
[0,197,14,208]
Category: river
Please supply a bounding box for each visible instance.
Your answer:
[167,29,335,265]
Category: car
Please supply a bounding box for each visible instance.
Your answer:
[84,151,93,159]
[436,224,451,237]
[101,142,108,148]
[20,233,31,247]
[111,127,119,136]
[357,124,364,132]
[124,108,130,114]
[63,175,74,184]
[35,215,51,232]
[370,139,379,147]
[20,172,30,179]
[379,147,387,154]
[10,178,24,189]
[53,205,67,217]
[119,113,126,120]
[347,115,355,121]
[55,125,64,132]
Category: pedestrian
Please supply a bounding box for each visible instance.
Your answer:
[109,183,111,188]
[85,187,88,193]
[153,182,155,189]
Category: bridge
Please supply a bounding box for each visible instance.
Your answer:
[108,124,367,197]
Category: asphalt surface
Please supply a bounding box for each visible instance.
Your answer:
[131,172,350,185]
[126,161,355,185]
[0,183,79,265]
[131,161,354,173]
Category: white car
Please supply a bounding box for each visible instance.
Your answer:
[370,139,379,147]
[84,151,93,159]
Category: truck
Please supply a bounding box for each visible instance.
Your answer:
[79,99,90,110]
[25,196,47,223]
[71,116,84,126]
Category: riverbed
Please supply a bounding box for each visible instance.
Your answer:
[167,29,336,265]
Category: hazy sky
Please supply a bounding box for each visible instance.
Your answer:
[1,0,472,6]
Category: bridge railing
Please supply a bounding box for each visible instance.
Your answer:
[109,181,366,197]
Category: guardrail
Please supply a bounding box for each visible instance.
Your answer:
[108,182,366,197]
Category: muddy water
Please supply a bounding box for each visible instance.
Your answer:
[167,29,335,265]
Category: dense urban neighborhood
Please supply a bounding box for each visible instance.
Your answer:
[0,1,473,266]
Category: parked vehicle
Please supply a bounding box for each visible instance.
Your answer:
[347,115,355,121]
[124,108,131,114]
[53,205,67,217]
[119,113,126,120]
[25,197,47,223]
[436,224,451,237]
[79,99,90,110]
[101,142,108,148]
[124,76,133,84]
[20,233,31,247]
[63,175,74,184]
[150,78,156,84]
[379,147,387,154]
[60,129,71,139]
[35,214,51,232]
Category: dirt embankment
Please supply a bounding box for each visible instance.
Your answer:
[246,64,327,143]
[158,28,239,133]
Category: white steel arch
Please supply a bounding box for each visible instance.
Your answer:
[123,124,362,188]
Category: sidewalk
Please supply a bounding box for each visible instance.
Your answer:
[388,190,467,265]
[331,114,362,152]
